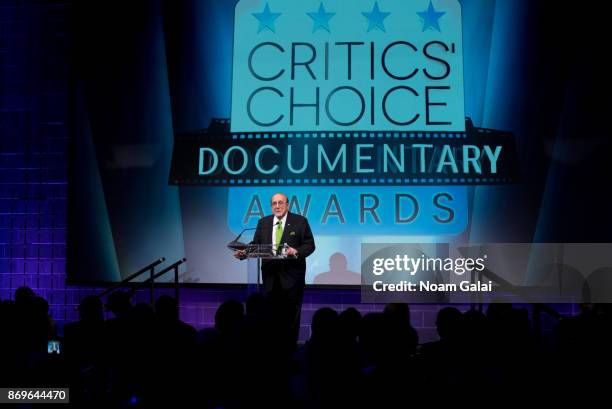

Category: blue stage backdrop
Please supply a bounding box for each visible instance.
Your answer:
[66,0,612,286]
[0,0,606,340]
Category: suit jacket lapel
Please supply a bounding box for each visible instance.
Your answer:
[266,216,274,244]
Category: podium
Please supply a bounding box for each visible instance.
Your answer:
[228,242,293,291]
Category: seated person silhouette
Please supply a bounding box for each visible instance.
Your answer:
[313,252,361,285]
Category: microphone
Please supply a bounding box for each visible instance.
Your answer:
[227,227,256,251]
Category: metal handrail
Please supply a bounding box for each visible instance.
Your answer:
[93,257,188,306]
[137,258,187,306]
[97,257,166,298]
[474,267,562,319]
[469,267,563,340]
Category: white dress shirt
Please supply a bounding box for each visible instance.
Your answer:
[272,213,288,253]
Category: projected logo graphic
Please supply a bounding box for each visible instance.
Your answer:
[231,0,464,132]
[169,0,518,237]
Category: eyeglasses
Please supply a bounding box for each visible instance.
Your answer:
[271,201,286,206]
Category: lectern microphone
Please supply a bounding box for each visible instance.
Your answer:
[227,227,257,251]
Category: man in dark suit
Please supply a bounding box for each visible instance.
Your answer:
[235,192,315,343]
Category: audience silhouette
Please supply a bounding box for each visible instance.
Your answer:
[1,287,610,407]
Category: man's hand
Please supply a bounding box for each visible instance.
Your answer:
[286,247,298,257]
[234,250,247,260]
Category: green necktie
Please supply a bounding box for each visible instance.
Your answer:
[275,220,283,250]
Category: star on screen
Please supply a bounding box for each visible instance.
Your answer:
[252,3,282,33]
[417,1,446,32]
[362,2,391,32]
[307,3,336,33]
